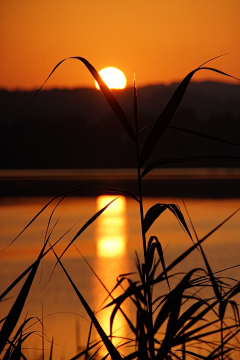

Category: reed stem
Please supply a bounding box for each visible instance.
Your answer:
[134,76,155,358]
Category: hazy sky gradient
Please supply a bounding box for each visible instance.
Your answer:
[1,0,239,89]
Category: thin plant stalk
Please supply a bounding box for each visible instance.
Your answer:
[134,76,155,358]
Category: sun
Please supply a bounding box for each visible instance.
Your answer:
[95,67,127,90]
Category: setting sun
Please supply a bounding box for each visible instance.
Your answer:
[95,67,127,90]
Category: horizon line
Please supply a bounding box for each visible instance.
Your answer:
[0,78,239,92]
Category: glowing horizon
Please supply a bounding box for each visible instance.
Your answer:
[0,1,240,90]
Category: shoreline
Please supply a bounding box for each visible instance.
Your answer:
[0,168,239,198]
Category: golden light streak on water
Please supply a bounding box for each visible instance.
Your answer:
[97,235,125,257]
[94,195,129,356]
[96,195,126,258]
[0,197,239,359]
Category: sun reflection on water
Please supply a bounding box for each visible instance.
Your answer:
[94,195,129,356]
[96,195,126,258]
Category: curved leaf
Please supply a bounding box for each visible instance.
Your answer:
[155,269,201,360]
[139,66,239,166]
[0,241,48,354]
[32,57,136,142]
[219,300,228,321]
[144,203,192,240]
[58,198,117,260]
[174,299,205,335]
[52,249,123,360]
[144,203,167,233]
[154,207,239,282]
[146,236,170,290]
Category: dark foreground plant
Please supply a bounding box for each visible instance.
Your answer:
[1,56,240,360]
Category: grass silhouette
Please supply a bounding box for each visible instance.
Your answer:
[1,56,240,359]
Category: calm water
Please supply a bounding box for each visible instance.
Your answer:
[0,196,239,359]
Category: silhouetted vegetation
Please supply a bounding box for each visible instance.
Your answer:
[0,57,240,360]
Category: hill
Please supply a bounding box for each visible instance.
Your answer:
[0,82,239,169]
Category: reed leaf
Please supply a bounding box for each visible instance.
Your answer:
[0,193,69,252]
[180,350,210,359]
[226,281,240,299]
[146,236,170,290]
[51,248,123,360]
[8,332,33,360]
[85,321,93,360]
[105,208,239,314]
[176,301,217,339]
[58,198,117,261]
[229,300,240,324]
[155,207,239,282]
[155,269,202,359]
[0,241,48,354]
[144,203,192,240]
[172,299,205,336]
[219,300,228,321]
[184,199,222,303]
[2,320,34,360]
[32,57,136,142]
[139,65,239,166]
[104,279,145,310]
[174,319,219,346]
[76,248,136,338]
[206,327,240,359]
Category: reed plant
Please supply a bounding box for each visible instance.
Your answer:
[1,56,240,360]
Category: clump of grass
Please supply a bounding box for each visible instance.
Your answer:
[1,56,240,360]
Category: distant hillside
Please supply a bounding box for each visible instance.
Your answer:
[0,82,239,169]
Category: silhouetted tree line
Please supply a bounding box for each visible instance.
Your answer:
[0,82,239,169]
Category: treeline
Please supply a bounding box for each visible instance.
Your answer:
[1,82,239,169]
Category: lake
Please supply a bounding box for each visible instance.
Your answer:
[0,196,239,359]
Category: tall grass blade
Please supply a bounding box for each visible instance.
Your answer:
[107,208,239,313]
[206,328,240,359]
[0,193,67,252]
[173,299,205,336]
[2,319,34,360]
[144,203,192,240]
[94,188,139,203]
[0,189,87,253]
[219,300,228,321]
[32,57,136,142]
[146,236,170,290]
[0,241,58,302]
[226,282,240,299]
[74,246,136,337]
[155,207,239,281]
[155,269,201,359]
[1,199,119,307]
[139,65,239,166]
[49,337,54,360]
[181,350,210,359]
[52,248,123,360]
[85,321,93,360]
[0,241,48,354]
[182,199,221,301]
[58,198,117,260]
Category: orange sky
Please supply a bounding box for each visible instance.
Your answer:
[0,0,240,90]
